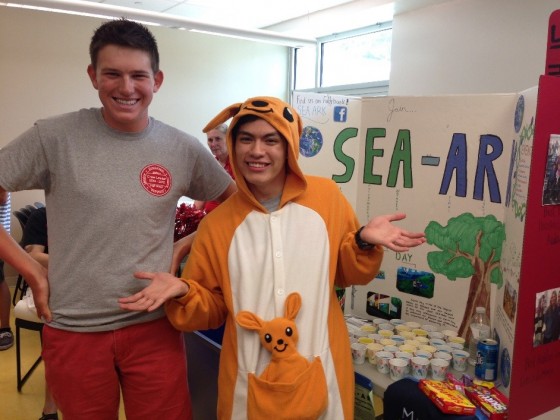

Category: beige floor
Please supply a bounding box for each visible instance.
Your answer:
[1,297,52,420]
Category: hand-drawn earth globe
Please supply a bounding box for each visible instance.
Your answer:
[299,126,323,157]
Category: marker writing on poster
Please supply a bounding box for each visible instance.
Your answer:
[395,253,413,262]
[332,128,503,203]
[387,98,416,122]
[521,346,560,387]
[404,299,458,329]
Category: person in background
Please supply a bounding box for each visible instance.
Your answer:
[0,18,235,419]
[16,206,58,420]
[194,123,235,213]
[119,96,426,419]
[0,191,13,350]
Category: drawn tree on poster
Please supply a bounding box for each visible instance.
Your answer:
[425,213,505,339]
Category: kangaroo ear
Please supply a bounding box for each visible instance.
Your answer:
[284,293,302,321]
[236,311,265,331]
[203,103,242,133]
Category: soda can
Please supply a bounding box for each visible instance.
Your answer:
[475,338,499,381]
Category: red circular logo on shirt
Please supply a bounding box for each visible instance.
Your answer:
[140,164,172,197]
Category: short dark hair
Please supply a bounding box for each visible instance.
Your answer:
[89,18,160,74]
[232,114,261,141]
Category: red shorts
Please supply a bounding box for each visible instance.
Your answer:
[42,316,192,420]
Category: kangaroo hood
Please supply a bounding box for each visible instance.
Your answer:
[203,97,307,210]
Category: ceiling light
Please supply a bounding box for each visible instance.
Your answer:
[3,0,316,47]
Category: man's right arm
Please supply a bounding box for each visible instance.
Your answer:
[216,180,237,203]
[0,226,51,321]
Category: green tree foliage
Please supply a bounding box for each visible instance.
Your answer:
[424,213,505,337]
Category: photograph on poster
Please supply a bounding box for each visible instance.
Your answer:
[396,267,435,298]
[366,291,402,320]
[502,280,518,322]
[533,288,560,347]
[542,134,560,205]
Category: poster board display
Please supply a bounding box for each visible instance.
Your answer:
[291,85,550,419]
[291,12,560,418]
[506,75,560,418]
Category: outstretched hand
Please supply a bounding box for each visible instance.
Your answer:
[359,212,426,252]
[119,271,189,312]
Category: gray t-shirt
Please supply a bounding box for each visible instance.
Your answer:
[0,108,231,332]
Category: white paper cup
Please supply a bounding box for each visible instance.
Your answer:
[395,351,413,373]
[352,330,369,339]
[442,329,458,341]
[391,334,406,344]
[399,344,417,354]
[379,323,394,332]
[449,342,465,351]
[375,351,393,374]
[451,349,470,372]
[379,338,397,347]
[428,331,444,340]
[396,324,412,333]
[435,344,453,354]
[383,345,399,354]
[351,342,367,365]
[366,343,384,364]
[389,357,408,381]
[429,338,446,347]
[378,329,394,338]
[414,349,432,359]
[419,344,437,354]
[412,328,429,337]
[414,336,430,345]
[448,336,466,346]
[404,339,421,348]
[430,358,450,380]
[390,318,405,326]
[421,324,438,333]
[433,351,453,362]
[360,324,376,334]
[372,318,386,326]
[400,331,416,340]
[411,356,430,379]
[358,337,374,345]
[405,321,421,329]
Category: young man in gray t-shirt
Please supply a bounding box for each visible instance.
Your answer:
[0,19,235,419]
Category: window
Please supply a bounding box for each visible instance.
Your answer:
[292,22,392,97]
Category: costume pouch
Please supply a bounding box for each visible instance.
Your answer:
[246,356,328,420]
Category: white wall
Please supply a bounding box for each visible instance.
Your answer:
[0,7,289,278]
[390,0,559,95]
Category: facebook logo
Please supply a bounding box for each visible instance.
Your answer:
[333,106,347,122]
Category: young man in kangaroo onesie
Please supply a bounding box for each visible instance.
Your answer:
[120,96,426,419]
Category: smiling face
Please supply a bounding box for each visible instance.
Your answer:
[87,45,163,133]
[234,118,288,202]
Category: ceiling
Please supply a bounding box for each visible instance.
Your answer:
[77,0,386,31]
[5,0,452,42]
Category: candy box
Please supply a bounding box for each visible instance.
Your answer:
[419,379,476,415]
[465,385,509,419]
